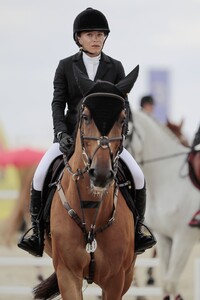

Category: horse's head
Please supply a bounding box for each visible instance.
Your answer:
[166,119,190,147]
[74,65,139,194]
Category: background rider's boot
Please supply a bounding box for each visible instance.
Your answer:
[18,187,44,257]
[134,184,156,254]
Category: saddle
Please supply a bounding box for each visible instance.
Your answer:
[41,156,137,235]
[187,146,200,190]
[42,155,64,234]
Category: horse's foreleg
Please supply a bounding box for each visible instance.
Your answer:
[3,198,25,245]
[156,234,172,278]
[163,229,198,297]
[3,168,32,246]
[146,247,157,285]
[102,268,133,300]
[155,234,172,298]
[56,265,83,300]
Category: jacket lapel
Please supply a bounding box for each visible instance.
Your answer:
[94,52,111,80]
[72,51,112,80]
[72,52,88,76]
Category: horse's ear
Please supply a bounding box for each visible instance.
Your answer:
[115,65,139,96]
[180,118,184,128]
[73,64,95,96]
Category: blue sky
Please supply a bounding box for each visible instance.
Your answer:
[1,0,200,149]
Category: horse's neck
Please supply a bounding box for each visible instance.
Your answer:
[137,111,186,157]
[134,111,189,194]
[17,166,36,186]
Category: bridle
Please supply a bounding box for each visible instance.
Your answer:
[63,134,124,181]
[79,129,124,178]
[56,94,126,284]
[64,93,126,179]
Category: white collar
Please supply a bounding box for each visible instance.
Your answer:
[82,52,101,64]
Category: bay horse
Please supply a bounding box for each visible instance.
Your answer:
[127,110,200,300]
[0,165,34,246]
[166,119,190,148]
[0,149,45,246]
[33,65,139,300]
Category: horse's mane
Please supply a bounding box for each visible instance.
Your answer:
[135,110,182,143]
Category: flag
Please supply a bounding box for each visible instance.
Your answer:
[149,70,170,123]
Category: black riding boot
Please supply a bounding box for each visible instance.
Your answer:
[135,185,157,255]
[17,187,44,257]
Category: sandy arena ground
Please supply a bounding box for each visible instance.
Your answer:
[0,238,199,300]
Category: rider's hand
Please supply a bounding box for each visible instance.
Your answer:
[57,132,74,154]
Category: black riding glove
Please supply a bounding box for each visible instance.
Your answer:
[57,132,74,154]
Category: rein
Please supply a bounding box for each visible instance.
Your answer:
[56,174,118,237]
[138,151,190,166]
[130,123,190,165]
[63,153,89,180]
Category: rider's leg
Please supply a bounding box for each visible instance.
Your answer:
[18,143,62,256]
[120,148,156,254]
[18,187,43,256]
[134,184,156,253]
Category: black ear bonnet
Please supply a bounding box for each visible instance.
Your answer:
[82,92,125,136]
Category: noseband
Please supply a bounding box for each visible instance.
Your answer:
[80,134,123,176]
[64,92,126,180]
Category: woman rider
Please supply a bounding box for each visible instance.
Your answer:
[18,8,156,257]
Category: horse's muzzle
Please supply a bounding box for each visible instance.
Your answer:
[89,168,115,189]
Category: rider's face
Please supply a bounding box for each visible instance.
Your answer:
[78,31,106,57]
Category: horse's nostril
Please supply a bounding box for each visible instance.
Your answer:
[107,170,114,180]
[89,168,114,187]
[89,168,95,179]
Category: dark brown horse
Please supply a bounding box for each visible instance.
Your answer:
[33,65,139,300]
[0,165,39,246]
[166,119,190,147]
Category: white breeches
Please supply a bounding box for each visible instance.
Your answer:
[33,143,144,191]
[33,143,62,190]
[120,148,144,189]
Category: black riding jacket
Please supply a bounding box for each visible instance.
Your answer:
[52,51,129,142]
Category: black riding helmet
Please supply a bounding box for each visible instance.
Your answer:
[73,8,110,46]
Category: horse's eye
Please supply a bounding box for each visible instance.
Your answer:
[119,111,126,126]
[120,116,125,125]
[82,114,90,124]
